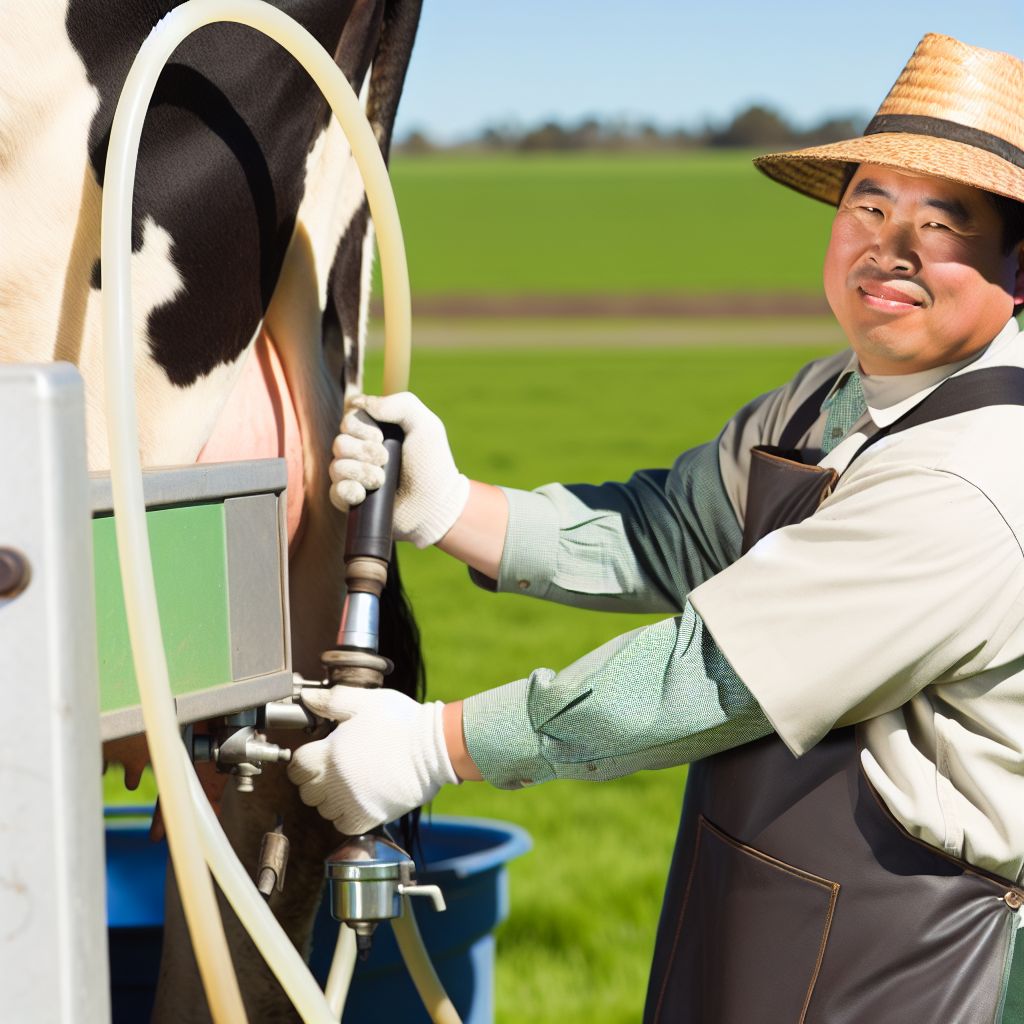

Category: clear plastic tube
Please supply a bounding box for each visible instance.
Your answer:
[392,899,463,1024]
[181,749,337,1024]
[323,923,357,1019]
[102,1,415,1020]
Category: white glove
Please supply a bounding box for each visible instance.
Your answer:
[287,686,460,835]
[329,392,470,548]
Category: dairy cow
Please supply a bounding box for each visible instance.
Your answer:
[1,1,423,1018]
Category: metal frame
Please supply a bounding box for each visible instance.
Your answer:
[0,364,111,1022]
[0,366,298,1020]
[88,457,287,512]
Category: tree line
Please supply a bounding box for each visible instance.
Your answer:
[397,105,866,154]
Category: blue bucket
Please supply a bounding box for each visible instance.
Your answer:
[105,811,531,1024]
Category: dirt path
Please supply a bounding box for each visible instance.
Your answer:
[368,315,846,350]
[366,291,847,349]
[370,292,831,319]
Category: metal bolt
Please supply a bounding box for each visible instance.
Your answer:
[1004,891,1023,911]
[0,548,30,598]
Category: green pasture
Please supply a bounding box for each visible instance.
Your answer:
[385,151,836,296]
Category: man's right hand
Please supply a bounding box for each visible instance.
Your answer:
[288,685,461,835]
[331,392,470,549]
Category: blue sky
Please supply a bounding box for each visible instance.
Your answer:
[394,2,1023,142]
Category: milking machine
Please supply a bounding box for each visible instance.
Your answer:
[0,2,468,1021]
[316,421,460,1017]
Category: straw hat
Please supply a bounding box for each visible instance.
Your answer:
[754,34,1024,206]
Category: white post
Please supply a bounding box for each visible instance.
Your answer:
[0,363,111,1023]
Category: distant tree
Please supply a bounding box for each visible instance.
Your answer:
[668,126,701,149]
[710,104,795,147]
[799,115,867,147]
[575,117,604,148]
[480,124,517,150]
[635,121,662,147]
[411,108,866,154]
[519,120,574,151]
[399,129,435,154]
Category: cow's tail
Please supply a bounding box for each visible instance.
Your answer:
[378,545,426,852]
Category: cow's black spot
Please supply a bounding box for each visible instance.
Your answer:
[330,198,370,387]
[66,0,376,386]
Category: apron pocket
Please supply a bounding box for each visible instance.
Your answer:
[652,815,840,1024]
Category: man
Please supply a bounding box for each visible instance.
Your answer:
[290,34,1024,1021]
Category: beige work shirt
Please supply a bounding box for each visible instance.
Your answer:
[693,316,1024,881]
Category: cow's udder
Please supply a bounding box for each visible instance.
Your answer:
[197,330,305,544]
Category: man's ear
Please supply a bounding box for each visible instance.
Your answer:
[1015,244,1024,311]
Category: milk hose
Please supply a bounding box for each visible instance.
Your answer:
[181,746,336,1023]
[323,923,357,1019]
[392,897,463,1024]
[103,2,452,1022]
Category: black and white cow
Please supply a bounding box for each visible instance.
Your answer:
[1,1,423,1018]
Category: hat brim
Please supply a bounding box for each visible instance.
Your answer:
[754,133,1024,207]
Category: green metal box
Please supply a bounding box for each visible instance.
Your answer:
[91,460,292,740]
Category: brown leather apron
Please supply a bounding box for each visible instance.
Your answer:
[645,367,1024,1024]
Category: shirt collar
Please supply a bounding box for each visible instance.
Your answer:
[821,317,1022,428]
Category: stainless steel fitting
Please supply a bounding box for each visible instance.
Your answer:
[262,697,317,731]
[256,823,290,897]
[337,590,381,652]
[187,718,292,792]
[325,832,445,956]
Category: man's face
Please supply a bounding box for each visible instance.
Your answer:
[823,164,1024,375]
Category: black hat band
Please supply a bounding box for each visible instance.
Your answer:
[865,114,1024,170]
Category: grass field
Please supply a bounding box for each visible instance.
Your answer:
[384,151,836,297]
